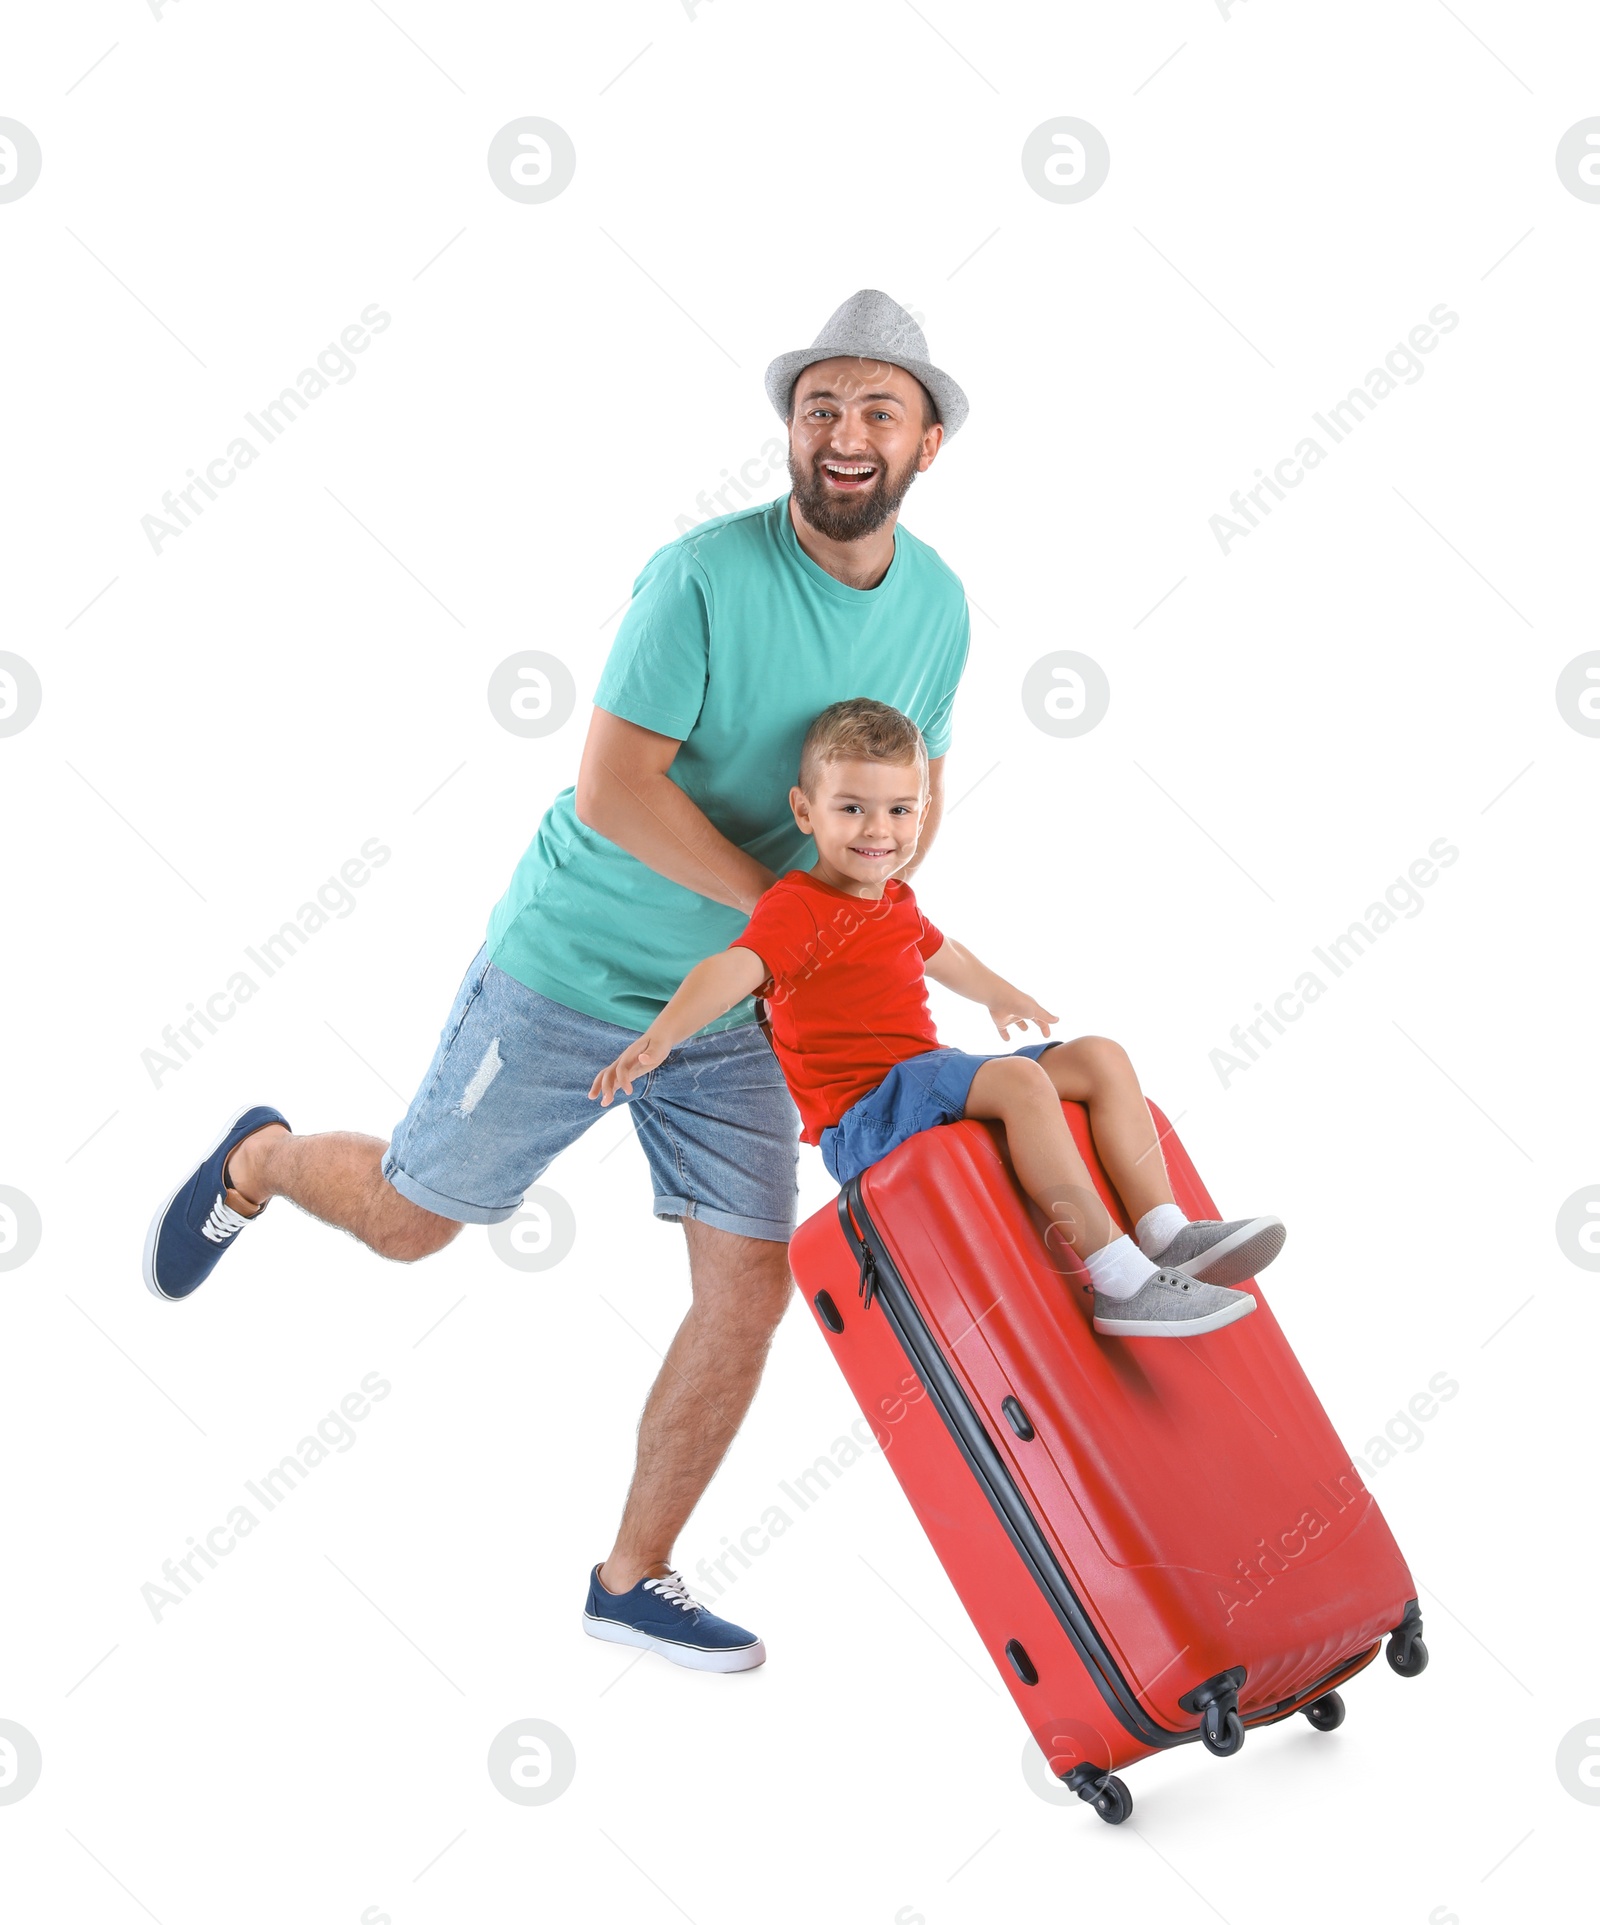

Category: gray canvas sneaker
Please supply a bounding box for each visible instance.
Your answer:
[1147,1215,1285,1287]
[1094,1269,1258,1337]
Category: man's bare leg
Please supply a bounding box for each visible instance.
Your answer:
[597,1217,792,1595]
[225,1124,461,1263]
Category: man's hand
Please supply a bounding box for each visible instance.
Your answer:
[575,710,775,914]
[590,1029,673,1105]
[987,990,1060,1042]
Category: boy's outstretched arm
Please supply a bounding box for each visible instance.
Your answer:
[924,936,1061,1042]
[589,947,769,1104]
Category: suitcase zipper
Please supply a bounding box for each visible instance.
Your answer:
[856,1243,879,1309]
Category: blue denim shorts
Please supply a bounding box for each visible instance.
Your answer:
[382,946,800,1240]
[819,1041,1060,1188]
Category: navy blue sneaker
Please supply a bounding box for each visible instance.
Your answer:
[143,1105,289,1301]
[582,1565,766,1672]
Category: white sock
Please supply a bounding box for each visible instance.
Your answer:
[1083,1234,1159,1300]
[1135,1203,1188,1259]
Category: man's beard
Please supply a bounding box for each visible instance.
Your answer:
[787,446,921,543]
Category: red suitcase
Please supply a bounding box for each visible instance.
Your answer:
[788,1099,1428,1823]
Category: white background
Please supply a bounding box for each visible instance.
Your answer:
[2,2,1596,1920]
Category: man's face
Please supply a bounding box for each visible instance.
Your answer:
[787,357,943,542]
[790,756,928,886]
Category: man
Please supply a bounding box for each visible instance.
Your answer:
[143,290,972,1672]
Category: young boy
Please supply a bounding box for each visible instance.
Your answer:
[591,699,1285,1336]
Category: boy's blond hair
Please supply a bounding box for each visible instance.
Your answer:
[798,698,928,796]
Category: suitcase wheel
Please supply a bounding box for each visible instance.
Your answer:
[1200,1701,1246,1757]
[1302,1690,1345,1732]
[1386,1631,1429,1677]
[1064,1762,1133,1823]
[1087,1774,1133,1825]
[1181,1667,1248,1757]
[1385,1599,1429,1677]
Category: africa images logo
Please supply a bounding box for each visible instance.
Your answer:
[1209,305,1459,555]
[140,304,392,555]
[141,838,391,1086]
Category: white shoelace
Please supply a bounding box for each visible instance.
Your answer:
[641,1570,702,1615]
[201,1192,251,1245]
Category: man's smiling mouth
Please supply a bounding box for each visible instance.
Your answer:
[820,461,877,490]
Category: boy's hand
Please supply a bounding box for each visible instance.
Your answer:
[585,950,766,1106]
[589,1030,672,1105]
[988,991,1060,1042]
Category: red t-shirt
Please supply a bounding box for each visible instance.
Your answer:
[733,870,946,1144]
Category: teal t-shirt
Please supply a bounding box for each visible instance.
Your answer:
[486,493,970,1034]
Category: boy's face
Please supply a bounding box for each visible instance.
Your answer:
[790,756,928,889]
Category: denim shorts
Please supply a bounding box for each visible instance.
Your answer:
[819,1041,1061,1188]
[381,946,800,1241]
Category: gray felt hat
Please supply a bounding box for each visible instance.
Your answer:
[764,289,969,438]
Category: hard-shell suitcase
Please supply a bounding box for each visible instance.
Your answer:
[788,1098,1428,1823]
